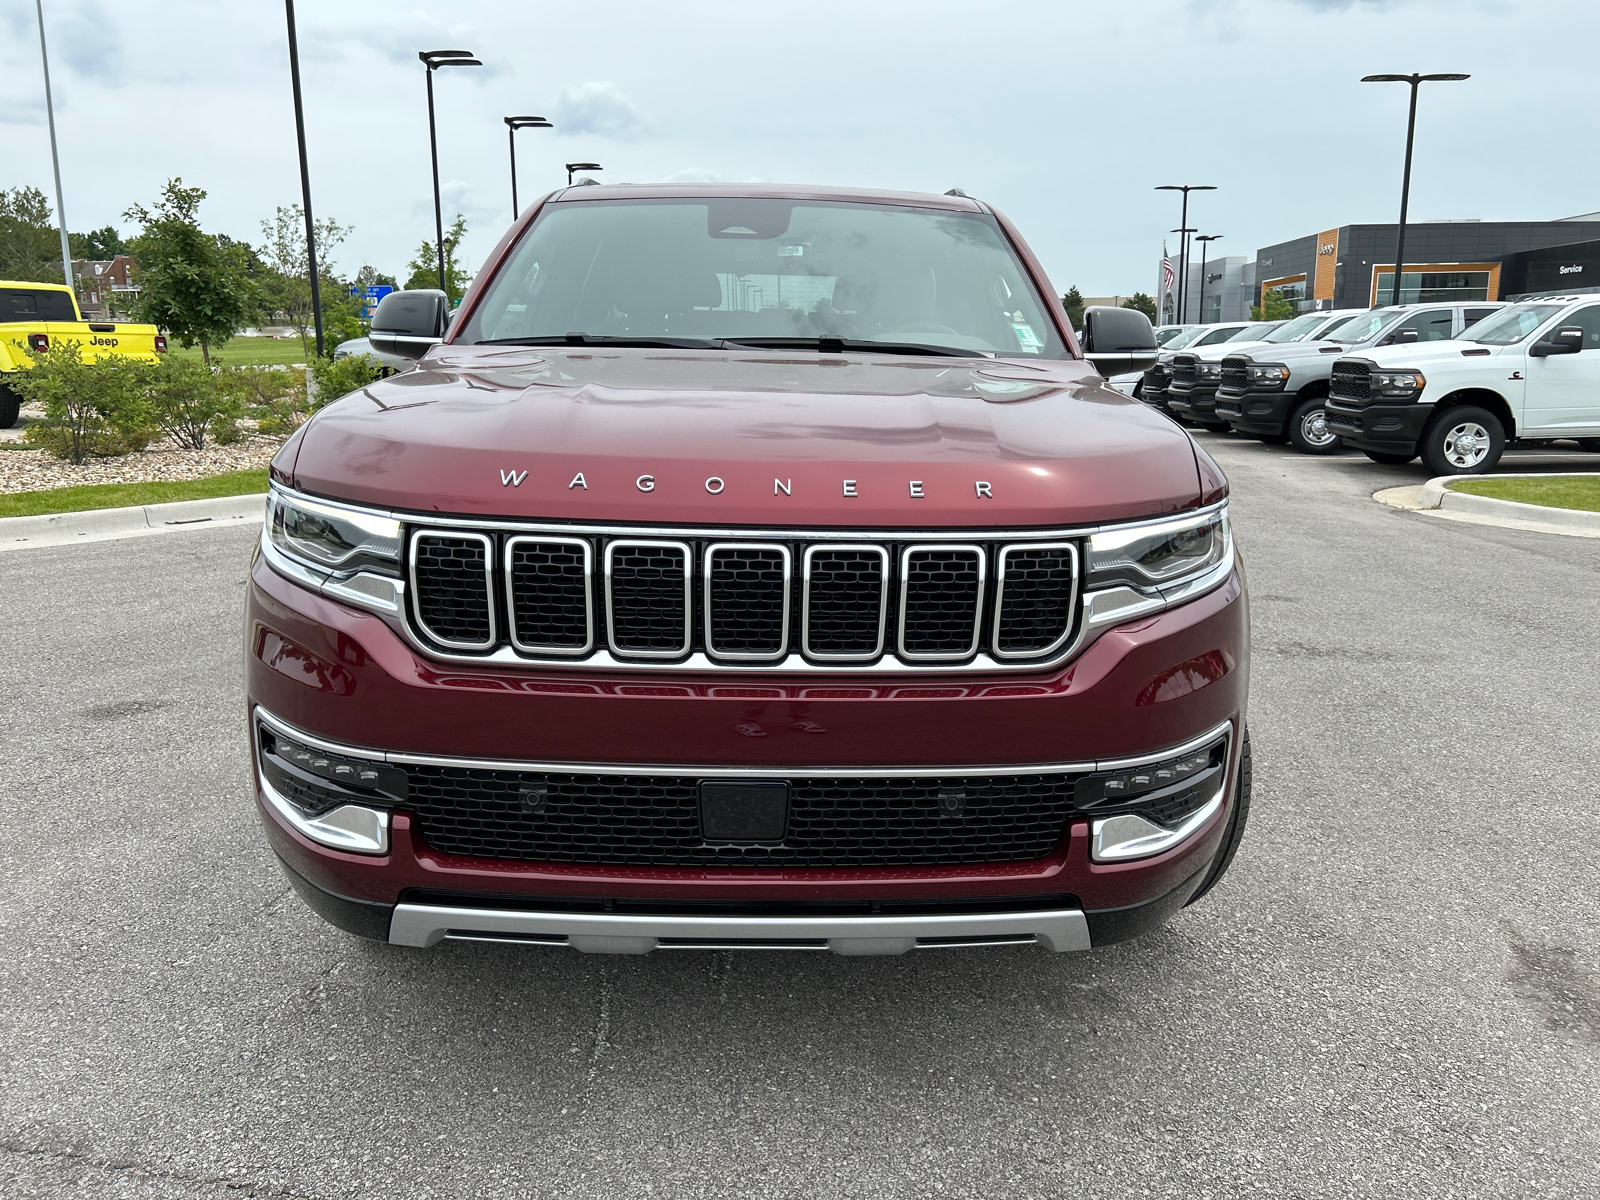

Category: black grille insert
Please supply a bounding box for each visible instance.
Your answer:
[606,541,690,657]
[1170,355,1199,386]
[1219,356,1249,392]
[900,547,984,660]
[411,533,494,648]
[401,764,1079,866]
[1330,361,1371,404]
[705,544,789,659]
[994,544,1077,658]
[507,537,591,654]
[803,546,888,660]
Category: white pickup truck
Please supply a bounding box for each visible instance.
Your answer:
[1326,296,1600,475]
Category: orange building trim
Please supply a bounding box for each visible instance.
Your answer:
[1367,262,1502,305]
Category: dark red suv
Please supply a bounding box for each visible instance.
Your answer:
[247,184,1250,956]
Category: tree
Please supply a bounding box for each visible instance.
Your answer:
[124,179,254,367]
[1061,286,1085,330]
[1250,287,1297,322]
[69,225,128,260]
[1121,292,1159,321]
[259,204,352,359]
[354,264,398,290]
[404,213,470,301]
[0,186,63,282]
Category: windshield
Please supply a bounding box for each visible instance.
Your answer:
[1226,323,1277,342]
[1322,308,1403,344]
[1155,326,1191,346]
[1163,326,1209,350]
[1462,303,1566,345]
[1260,313,1333,344]
[1195,325,1248,346]
[458,197,1068,358]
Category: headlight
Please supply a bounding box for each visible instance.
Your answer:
[1369,369,1425,397]
[1246,363,1290,389]
[1198,363,1222,380]
[267,489,401,576]
[1087,505,1231,593]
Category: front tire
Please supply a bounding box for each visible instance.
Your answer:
[1421,405,1505,476]
[1256,432,1291,446]
[1185,728,1252,908]
[1288,397,1342,455]
[1578,438,1600,452]
[1201,421,1232,433]
[0,381,20,430]
[1364,449,1415,464]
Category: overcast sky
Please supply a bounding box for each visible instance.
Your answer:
[4,0,1598,298]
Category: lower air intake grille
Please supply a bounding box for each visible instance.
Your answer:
[900,547,983,660]
[994,545,1077,657]
[606,542,690,656]
[402,766,1078,866]
[411,533,494,649]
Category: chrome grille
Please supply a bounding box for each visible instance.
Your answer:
[1330,360,1372,404]
[405,528,1080,670]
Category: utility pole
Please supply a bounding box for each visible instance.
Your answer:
[33,0,74,292]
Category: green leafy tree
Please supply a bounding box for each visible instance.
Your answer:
[1251,287,1297,322]
[1121,292,1159,321]
[259,204,352,359]
[354,264,398,290]
[68,225,128,260]
[1061,286,1085,330]
[124,179,254,367]
[0,186,63,283]
[13,342,156,463]
[404,213,470,301]
[148,354,244,450]
[308,351,385,410]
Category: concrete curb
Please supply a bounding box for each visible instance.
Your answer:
[1374,474,1600,539]
[0,492,266,552]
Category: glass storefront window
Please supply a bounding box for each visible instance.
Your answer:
[1372,270,1490,304]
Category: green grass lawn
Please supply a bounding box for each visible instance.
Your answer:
[0,468,269,518]
[1448,475,1600,513]
[168,338,311,367]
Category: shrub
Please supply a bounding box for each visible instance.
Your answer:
[220,365,307,435]
[13,343,157,463]
[308,352,385,411]
[148,354,244,450]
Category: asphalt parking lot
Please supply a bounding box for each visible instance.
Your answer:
[2,437,1597,1199]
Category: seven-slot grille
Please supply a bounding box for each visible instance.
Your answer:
[1219,356,1249,393]
[1169,355,1199,387]
[405,530,1079,668]
[1330,360,1372,405]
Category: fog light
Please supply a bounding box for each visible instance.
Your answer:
[1082,731,1231,862]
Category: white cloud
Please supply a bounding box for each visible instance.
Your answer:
[551,81,652,143]
[663,167,725,183]
[56,0,122,83]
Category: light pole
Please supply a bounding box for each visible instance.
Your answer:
[1170,227,1196,320]
[566,162,602,186]
[505,116,552,219]
[1156,185,1215,326]
[1361,72,1470,306]
[420,50,482,294]
[31,0,74,291]
[284,0,324,357]
[1195,235,1223,324]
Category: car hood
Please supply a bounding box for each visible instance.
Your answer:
[1355,339,1513,367]
[1189,339,1277,361]
[285,345,1205,526]
[1230,338,1361,364]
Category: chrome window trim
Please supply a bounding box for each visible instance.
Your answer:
[703,542,792,662]
[408,529,497,651]
[991,541,1079,661]
[801,543,889,662]
[898,544,986,662]
[503,535,594,657]
[604,539,693,659]
[254,704,1230,779]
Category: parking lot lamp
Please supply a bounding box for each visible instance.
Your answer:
[566,162,603,186]
[1361,73,1470,306]
[1170,226,1197,320]
[284,0,324,357]
[31,0,74,292]
[1156,185,1215,324]
[505,116,553,219]
[420,50,482,293]
[1195,234,1223,324]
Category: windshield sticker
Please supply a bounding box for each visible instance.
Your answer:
[777,245,805,257]
[1011,322,1043,352]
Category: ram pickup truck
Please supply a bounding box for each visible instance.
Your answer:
[250,183,1249,958]
[1211,301,1502,456]
[0,279,166,427]
[1327,296,1600,474]
[1115,321,1264,402]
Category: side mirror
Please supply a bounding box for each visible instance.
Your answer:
[1385,328,1421,345]
[368,289,450,360]
[1529,326,1584,357]
[1081,306,1159,377]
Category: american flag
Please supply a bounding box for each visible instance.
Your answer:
[1161,244,1175,291]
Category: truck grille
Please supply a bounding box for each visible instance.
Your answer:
[1169,355,1199,386]
[1141,363,1170,395]
[402,763,1079,866]
[1330,361,1371,404]
[1219,356,1249,393]
[406,528,1080,669]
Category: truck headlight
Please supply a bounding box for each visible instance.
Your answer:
[1369,370,1425,397]
[1197,363,1222,380]
[1246,363,1290,390]
[1087,505,1230,592]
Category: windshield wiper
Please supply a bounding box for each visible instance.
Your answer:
[476,333,725,349]
[719,336,990,359]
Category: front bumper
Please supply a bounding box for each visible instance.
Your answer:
[1325,399,1432,454]
[248,545,1248,952]
[1166,383,1221,419]
[1214,388,1293,435]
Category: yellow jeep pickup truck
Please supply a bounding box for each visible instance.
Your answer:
[0,280,167,428]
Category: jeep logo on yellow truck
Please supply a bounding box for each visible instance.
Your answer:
[89,335,120,347]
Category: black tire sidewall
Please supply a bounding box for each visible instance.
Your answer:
[1422,405,1505,475]
[1288,397,1341,455]
[1364,449,1415,464]
[0,381,20,430]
